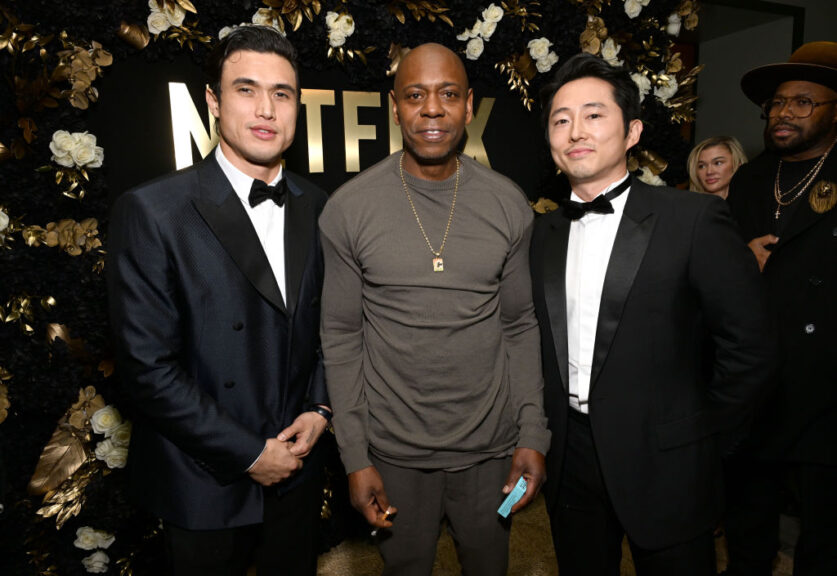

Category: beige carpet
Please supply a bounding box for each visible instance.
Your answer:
[317,494,794,575]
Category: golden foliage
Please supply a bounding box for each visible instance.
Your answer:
[501,0,541,33]
[495,53,537,110]
[117,21,150,50]
[262,0,323,32]
[387,0,453,27]
[531,197,559,214]
[328,45,376,66]
[580,16,607,55]
[386,43,411,77]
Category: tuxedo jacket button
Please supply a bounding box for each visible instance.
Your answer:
[804,323,816,335]
[232,321,244,331]
[223,380,235,389]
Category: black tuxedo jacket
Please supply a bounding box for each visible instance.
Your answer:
[728,153,837,464]
[107,153,328,530]
[531,179,773,549]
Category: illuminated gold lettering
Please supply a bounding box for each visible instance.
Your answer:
[343,91,380,172]
[300,90,335,173]
[463,97,494,168]
[168,82,217,169]
[388,95,402,154]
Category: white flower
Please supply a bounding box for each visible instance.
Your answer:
[631,72,651,102]
[481,20,498,39]
[666,12,682,36]
[218,26,234,39]
[337,14,355,36]
[110,421,132,447]
[637,166,667,186]
[482,4,504,24]
[0,209,9,240]
[81,551,109,574]
[147,9,170,35]
[465,37,484,61]
[536,51,560,74]
[624,0,643,19]
[49,131,104,170]
[74,527,115,551]
[527,37,553,61]
[654,72,679,103]
[601,38,622,67]
[91,405,122,436]
[95,439,129,469]
[456,20,483,41]
[325,11,355,48]
[147,0,184,34]
[252,9,279,31]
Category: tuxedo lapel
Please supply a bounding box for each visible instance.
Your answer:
[193,157,288,314]
[543,211,571,392]
[590,181,656,389]
[283,173,314,318]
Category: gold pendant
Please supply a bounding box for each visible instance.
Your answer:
[775,206,781,219]
[433,257,444,272]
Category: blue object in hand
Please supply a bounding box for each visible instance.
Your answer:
[497,476,527,518]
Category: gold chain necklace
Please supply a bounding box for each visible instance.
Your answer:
[399,151,459,272]
[774,136,837,219]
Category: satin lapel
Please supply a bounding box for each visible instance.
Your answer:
[283,174,314,318]
[193,158,287,314]
[543,211,571,392]
[589,180,656,390]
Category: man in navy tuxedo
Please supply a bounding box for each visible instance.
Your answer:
[530,53,773,576]
[107,26,330,575]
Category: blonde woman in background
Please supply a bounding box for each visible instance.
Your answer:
[688,136,747,199]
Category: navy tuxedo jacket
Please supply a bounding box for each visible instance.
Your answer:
[530,179,774,549]
[107,153,328,530]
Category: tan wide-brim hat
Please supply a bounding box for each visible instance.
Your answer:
[741,41,837,105]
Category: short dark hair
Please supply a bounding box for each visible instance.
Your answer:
[206,25,300,101]
[540,53,641,138]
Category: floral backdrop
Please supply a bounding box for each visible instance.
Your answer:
[0,0,700,573]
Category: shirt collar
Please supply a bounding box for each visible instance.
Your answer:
[569,172,631,219]
[214,146,284,206]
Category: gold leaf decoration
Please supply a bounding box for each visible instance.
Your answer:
[386,0,453,27]
[117,21,150,50]
[328,45,376,66]
[28,422,89,496]
[531,197,559,214]
[36,465,96,530]
[0,141,10,162]
[262,0,322,31]
[386,43,411,77]
[495,53,536,110]
[0,378,10,425]
[501,0,542,32]
[580,16,607,55]
[46,323,89,361]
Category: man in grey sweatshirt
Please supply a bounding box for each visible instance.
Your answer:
[319,43,550,576]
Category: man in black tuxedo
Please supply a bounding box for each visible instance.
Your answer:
[107,26,330,575]
[724,41,837,576]
[530,54,773,575]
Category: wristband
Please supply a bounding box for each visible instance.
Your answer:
[310,405,332,422]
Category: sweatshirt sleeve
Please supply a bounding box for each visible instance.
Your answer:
[319,202,372,473]
[499,201,552,455]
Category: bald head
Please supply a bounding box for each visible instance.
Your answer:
[390,42,473,180]
[394,43,469,93]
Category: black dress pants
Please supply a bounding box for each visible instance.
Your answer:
[550,409,716,576]
[724,457,837,576]
[163,476,323,576]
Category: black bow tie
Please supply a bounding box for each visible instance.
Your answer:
[249,178,288,208]
[559,177,631,221]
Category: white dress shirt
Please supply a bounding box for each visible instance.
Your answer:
[215,147,286,304]
[565,173,630,414]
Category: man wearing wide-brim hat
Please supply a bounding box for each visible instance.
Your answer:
[725,41,837,576]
